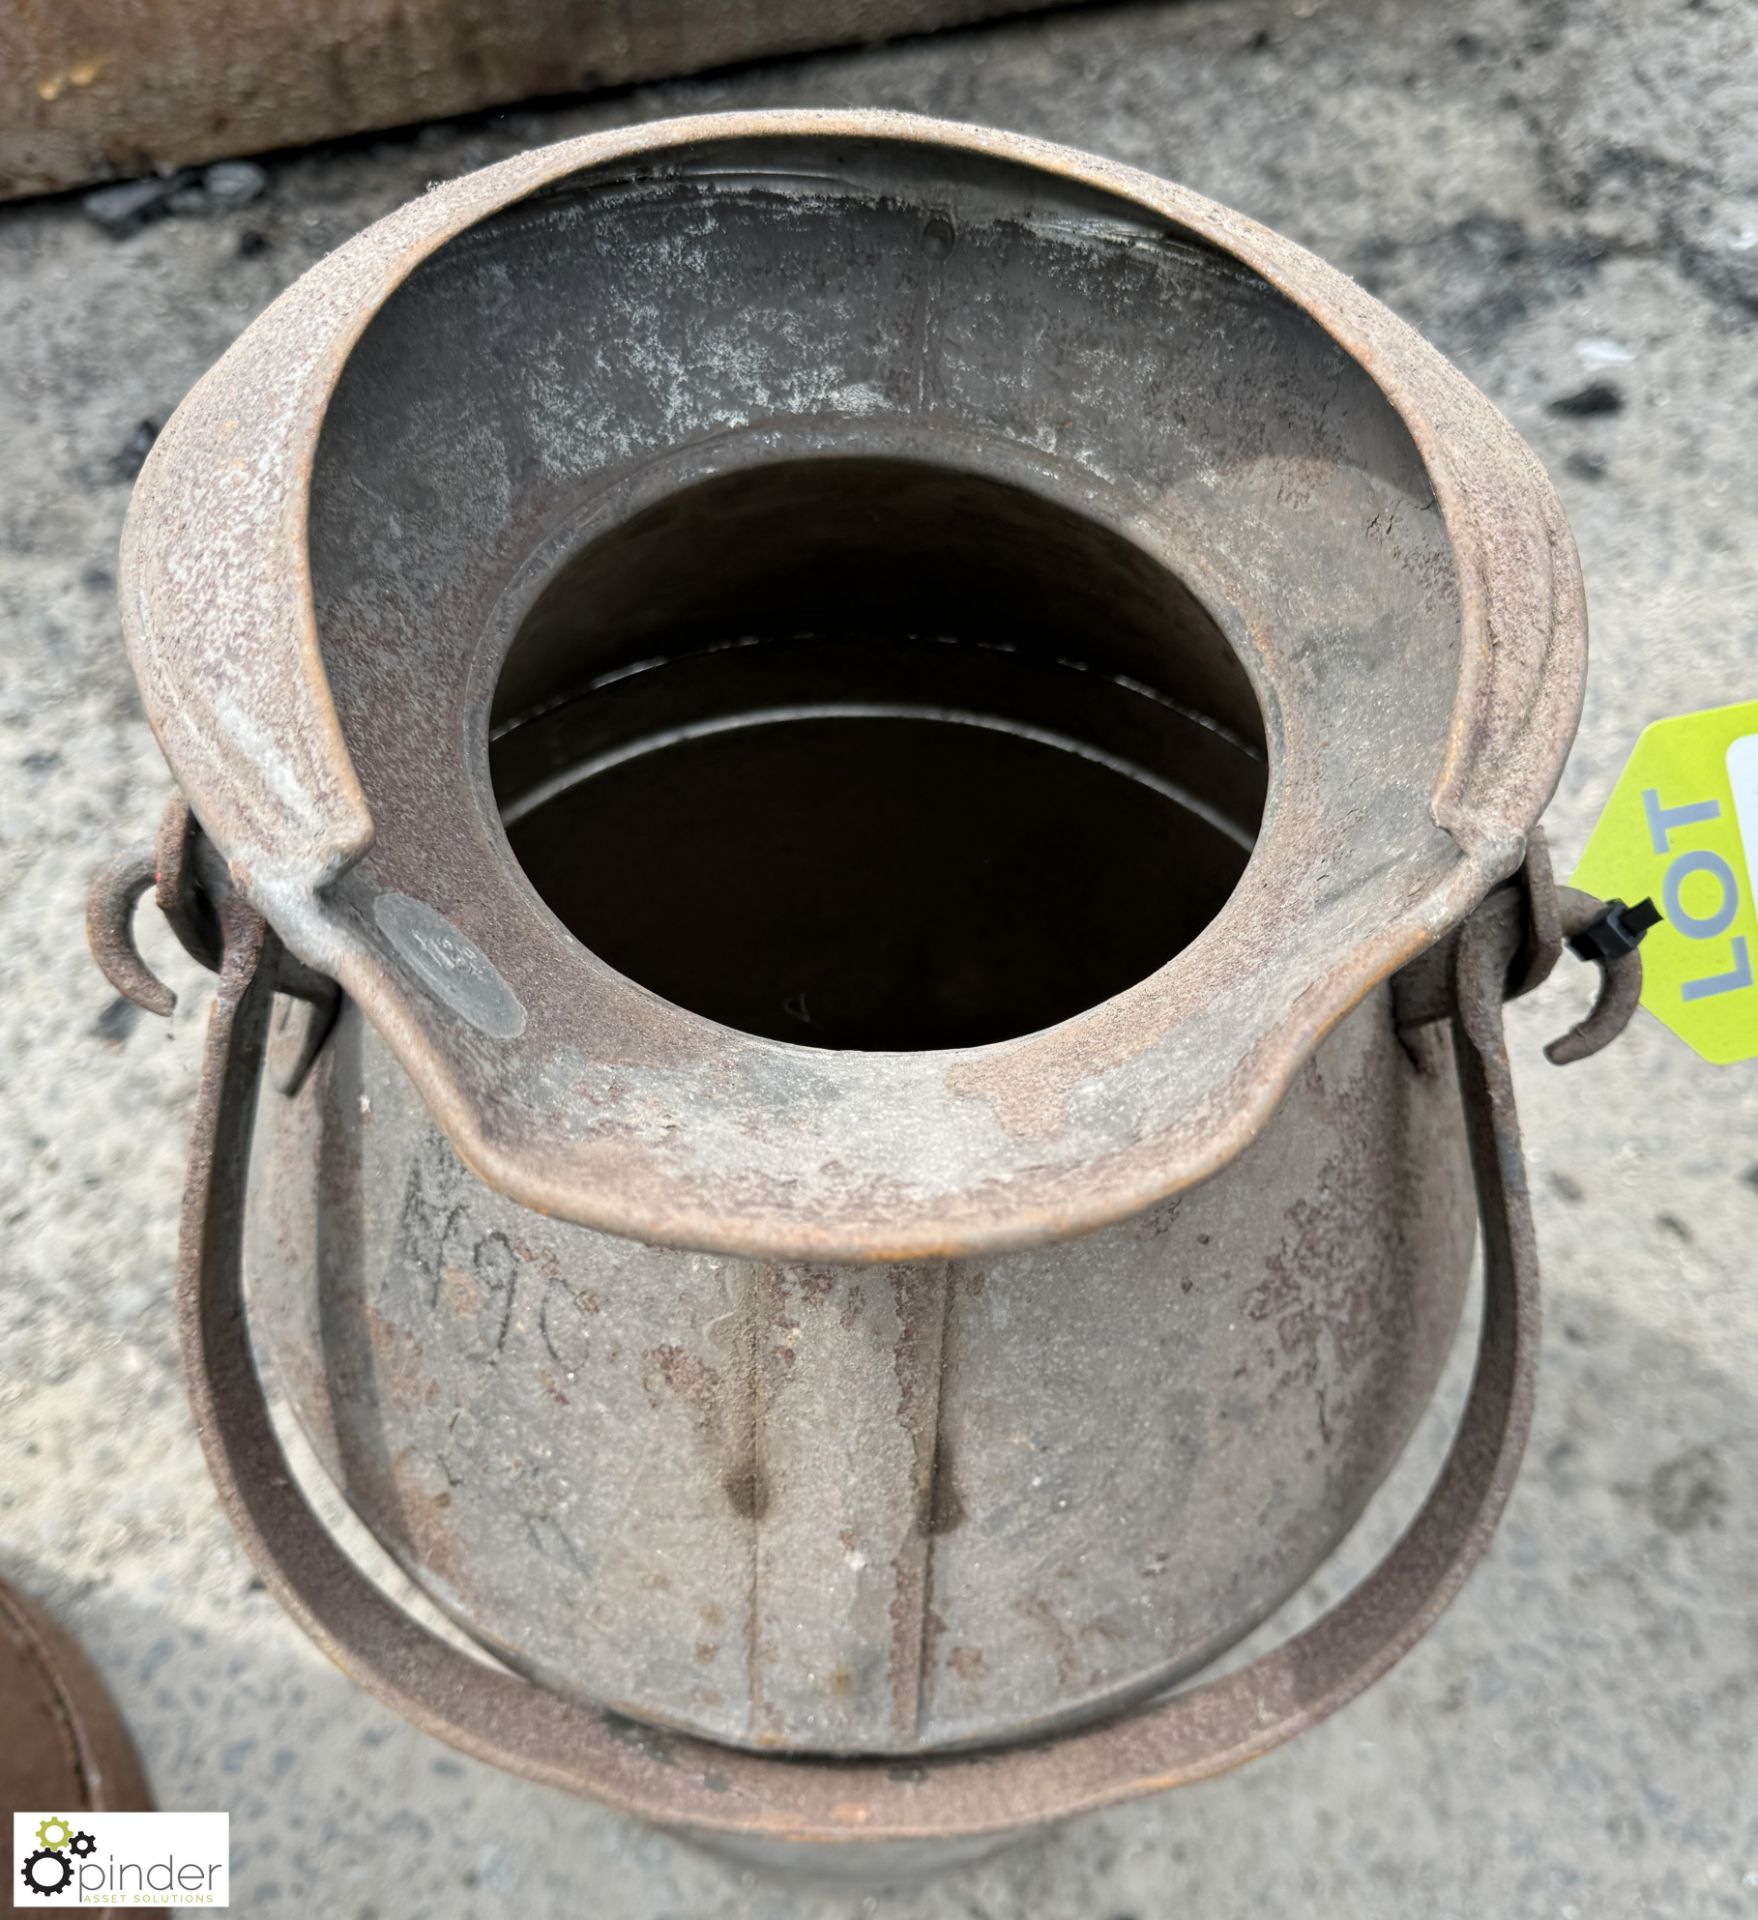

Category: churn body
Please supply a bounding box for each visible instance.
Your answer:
[106,113,1587,1845]
[246,987,1474,1757]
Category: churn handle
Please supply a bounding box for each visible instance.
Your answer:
[177,893,1539,1843]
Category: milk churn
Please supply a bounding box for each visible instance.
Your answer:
[88,112,1640,1859]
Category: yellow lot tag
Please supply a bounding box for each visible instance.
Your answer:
[1573,699,1758,1064]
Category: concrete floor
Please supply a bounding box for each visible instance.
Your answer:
[3,0,1757,1911]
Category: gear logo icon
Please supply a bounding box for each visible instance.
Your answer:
[20,1847,74,1896]
[19,1816,95,1898]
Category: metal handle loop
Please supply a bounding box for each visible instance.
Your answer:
[179,900,1539,1843]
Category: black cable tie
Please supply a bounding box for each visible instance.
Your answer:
[1566,897,1662,964]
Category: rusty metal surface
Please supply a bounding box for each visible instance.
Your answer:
[153,795,222,976]
[85,845,172,1016]
[1544,885,1646,1065]
[1393,855,1643,1069]
[241,978,1473,1756]
[0,3,1072,201]
[119,114,1588,1265]
[0,1575,153,1904]
[178,890,1540,1842]
[109,115,1596,1846]
[87,793,334,1020]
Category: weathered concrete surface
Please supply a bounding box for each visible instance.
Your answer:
[1,0,1755,1911]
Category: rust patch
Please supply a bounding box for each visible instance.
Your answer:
[883,1263,953,1740]
[645,1342,720,1415]
[795,1267,835,1305]
[386,1447,466,1594]
[1017,1593,1082,1693]
[926,1435,964,1535]
[722,1461,768,1521]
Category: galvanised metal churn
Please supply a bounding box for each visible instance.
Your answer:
[89,112,1640,1861]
